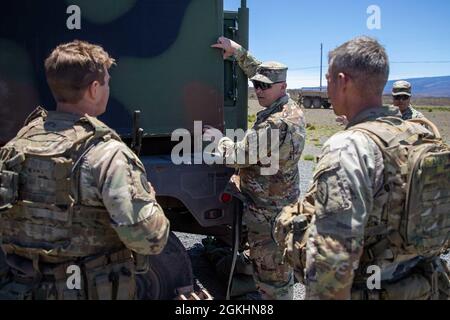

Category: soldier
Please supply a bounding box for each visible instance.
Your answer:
[208,37,306,300]
[274,36,450,300]
[0,40,170,300]
[335,80,425,126]
[392,80,425,120]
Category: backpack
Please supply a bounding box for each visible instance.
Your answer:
[352,117,450,259]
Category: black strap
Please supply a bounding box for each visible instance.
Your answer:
[226,199,243,300]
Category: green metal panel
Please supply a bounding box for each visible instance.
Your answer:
[0,0,253,146]
[223,4,249,131]
[0,0,225,141]
[111,0,225,135]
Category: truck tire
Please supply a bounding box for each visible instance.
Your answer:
[0,249,7,279]
[303,98,312,108]
[136,232,194,300]
[313,98,322,109]
[322,102,331,109]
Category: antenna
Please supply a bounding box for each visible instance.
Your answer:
[320,43,323,92]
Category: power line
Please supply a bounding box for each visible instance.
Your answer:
[290,60,450,71]
[290,66,325,70]
[391,61,450,64]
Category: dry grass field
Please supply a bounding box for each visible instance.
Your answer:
[249,98,450,145]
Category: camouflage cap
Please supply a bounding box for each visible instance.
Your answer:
[250,61,288,84]
[392,80,412,96]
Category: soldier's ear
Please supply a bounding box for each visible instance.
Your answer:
[337,73,350,89]
[87,81,100,101]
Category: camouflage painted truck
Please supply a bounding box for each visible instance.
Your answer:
[299,88,331,109]
[0,0,249,299]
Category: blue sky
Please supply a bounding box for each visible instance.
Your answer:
[224,0,450,88]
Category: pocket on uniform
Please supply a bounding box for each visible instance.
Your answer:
[314,152,352,219]
[129,169,154,202]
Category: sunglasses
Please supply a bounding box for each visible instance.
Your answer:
[393,95,410,101]
[252,81,273,91]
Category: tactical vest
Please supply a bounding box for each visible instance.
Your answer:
[350,116,450,299]
[0,108,125,264]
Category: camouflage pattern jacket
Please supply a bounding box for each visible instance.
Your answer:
[400,105,425,121]
[303,106,449,300]
[0,108,169,263]
[217,48,306,212]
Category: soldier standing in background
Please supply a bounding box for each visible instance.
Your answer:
[208,37,306,300]
[336,80,425,126]
[0,40,170,300]
[392,80,425,120]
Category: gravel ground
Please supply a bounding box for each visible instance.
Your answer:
[177,104,450,300]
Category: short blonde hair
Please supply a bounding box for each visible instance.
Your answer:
[45,40,116,103]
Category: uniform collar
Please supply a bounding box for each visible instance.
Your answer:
[401,105,413,116]
[346,106,401,129]
[47,111,84,123]
[255,94,289,125]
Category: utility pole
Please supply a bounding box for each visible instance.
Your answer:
[320,43,323,92]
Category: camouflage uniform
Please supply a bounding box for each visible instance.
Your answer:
[0,108,170,300]
[217,48,306,300]
[400,105,424,121]
[392,80,424,120]
[302,106,450,300]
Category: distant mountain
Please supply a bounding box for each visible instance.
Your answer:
[294,76,450,98]
[384,76,450,97]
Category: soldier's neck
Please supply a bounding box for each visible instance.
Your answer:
[399,105,411,115]
[346,96,383,122]
[56,103,91,117]
[262,92,288,108]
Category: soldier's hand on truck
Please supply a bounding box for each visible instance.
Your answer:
[211,36,241,59]
[202,125,222,142]
[335,115,349,126]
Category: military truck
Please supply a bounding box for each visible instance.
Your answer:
[299,88,331,109]
[0,0,249,299]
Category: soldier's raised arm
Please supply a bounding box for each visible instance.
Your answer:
[212,36,262,78]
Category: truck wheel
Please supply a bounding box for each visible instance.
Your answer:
[322,102,331,109]
[313,98,322,109]
[136,232,193,300]
[0,249,7,279]
[303,98,312,108]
